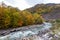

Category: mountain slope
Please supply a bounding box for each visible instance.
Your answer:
[26,3,60,20]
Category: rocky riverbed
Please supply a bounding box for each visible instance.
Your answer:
[20,32,60,40]
[0,22,60,40]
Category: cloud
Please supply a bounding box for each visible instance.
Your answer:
[0,0,4,2]
[0,0,60,10]
[26,0,43,6]
[14,0,32,10]
[3,0,32,10]
[43,0,60,3]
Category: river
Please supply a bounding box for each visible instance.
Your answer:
[0,22,56,40]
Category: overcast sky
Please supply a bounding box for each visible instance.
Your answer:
[0,0,60,10]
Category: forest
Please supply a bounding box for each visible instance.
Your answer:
[0,3,43,29]
[0,3,60,29]
[0,2,60,40]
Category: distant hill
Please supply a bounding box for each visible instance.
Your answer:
[26,3,60,20]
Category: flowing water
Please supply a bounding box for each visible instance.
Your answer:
[0,22,53,40]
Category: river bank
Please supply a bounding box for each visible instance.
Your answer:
[0,29,60,40]
[0,22,51,36]
[0,22,60,40]
[0,24,43,36]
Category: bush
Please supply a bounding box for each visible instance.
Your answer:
[0,4,43,29]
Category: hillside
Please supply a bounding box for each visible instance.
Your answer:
[26,3,60,20]
[0,3,43,29]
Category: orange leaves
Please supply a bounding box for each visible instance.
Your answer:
[18,20,23,26]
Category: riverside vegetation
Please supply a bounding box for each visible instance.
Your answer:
[0,3,43,29]
[50,19,60,34]
[0,3,60,29]
[0,3,60,40]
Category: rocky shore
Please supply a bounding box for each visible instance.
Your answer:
[0,22,60,40]
[0,25,43,36]
[20,33,60,40]
[0,28,60,40]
